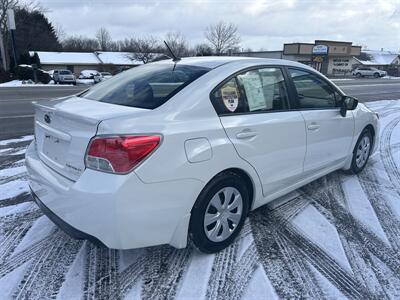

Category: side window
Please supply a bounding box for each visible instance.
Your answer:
[211,67,288,115]
[288,68,339,109]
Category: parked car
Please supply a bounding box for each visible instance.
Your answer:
[352,67,387,78]
[79,70,99,80]
[53,69,76,85]
[26,57,378,253]
[93,72,113,83]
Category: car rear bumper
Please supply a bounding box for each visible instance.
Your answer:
[25,141,204,249]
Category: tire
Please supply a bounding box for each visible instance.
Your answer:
[345,129,373,174]
[189,172,250,253]
[374,72,380,78]
[356,73,362,78]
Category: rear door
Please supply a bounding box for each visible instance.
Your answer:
[212,66,306,196]
[287,68,354,173]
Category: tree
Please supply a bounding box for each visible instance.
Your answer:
[95,27,112,51]
[126,36,159,64]
[62,35,99,52]
[164,31,189,57]
[205,21,240,55]
[194,43,214,56]
[14,8,61,53]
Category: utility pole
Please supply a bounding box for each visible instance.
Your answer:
[0,31,7,70]
[7,9,17,69]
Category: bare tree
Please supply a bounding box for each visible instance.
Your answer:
[164,31,189,57]
[126,36,159,64]
[62,35,99,52]
[54,23,66,42]
[95,27,112,51]
[194,43,213,56]
[205,21,240,55]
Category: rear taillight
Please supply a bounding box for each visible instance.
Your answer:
[85,135,160,173]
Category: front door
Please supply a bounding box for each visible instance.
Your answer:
[288,68,354,173]
[211,67,307,196]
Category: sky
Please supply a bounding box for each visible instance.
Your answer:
[39,0,400,52]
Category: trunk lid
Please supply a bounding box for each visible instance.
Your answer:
[33,96,148,181]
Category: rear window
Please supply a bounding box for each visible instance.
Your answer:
[80,64,210,109]
[60,70,72,75]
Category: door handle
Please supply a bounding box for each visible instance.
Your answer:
[307,123,320,131]
[236,131,257,139]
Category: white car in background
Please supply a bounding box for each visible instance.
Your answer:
[26,57,378,253]
[352,67,387,78]
[79,70,99,79]
[93,72,113,84]
[52,69,76,85]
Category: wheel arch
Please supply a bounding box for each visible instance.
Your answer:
[193,167,256,212]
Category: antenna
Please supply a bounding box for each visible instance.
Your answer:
[164,41,181,62]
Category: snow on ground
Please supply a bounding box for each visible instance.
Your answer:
[0,80,93,87]
[1,100,400,299]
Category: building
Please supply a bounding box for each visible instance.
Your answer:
[354,50,400,76]
[29,51,166,74]
[235,40,362,77]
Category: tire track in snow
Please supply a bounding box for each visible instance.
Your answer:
[13,232,83,299]
[358,167,400,250]
[0,222,32,263]
[250,198,328,299]
[380,115,400,193]
[303,174,400,297]
[0,192,32,208]
[83,244,120,300]
[141,245,192,300]
[0,234,54,279]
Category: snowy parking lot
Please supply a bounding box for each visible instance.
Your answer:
[1,100,400,299]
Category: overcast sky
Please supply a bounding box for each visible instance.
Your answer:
[40,0,400,51]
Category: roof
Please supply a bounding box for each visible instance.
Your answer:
[29,51,100,65]
[154,56,310,70]
[95,51,142,65]
[355,50,399,66]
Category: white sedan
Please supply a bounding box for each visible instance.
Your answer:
[26,57,378,253]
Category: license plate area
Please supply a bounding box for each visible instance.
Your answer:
[42,134,69,166]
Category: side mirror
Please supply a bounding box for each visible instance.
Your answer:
[340,96,358,117]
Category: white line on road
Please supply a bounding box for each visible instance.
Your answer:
[0,114,34,119]
[340,83,400,88]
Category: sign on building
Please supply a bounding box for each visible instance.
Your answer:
[312,45,328,55]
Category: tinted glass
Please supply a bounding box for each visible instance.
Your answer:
[212,67,288,115]
[289,68,338,109]
[81,64,210,109]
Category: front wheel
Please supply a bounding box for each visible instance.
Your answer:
[189,172,249,253]
[346,129,373,174]
[356,73,362,78]
[374,72,380,78]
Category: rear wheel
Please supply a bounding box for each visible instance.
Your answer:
[189,172,249,253]
[345,129,372,174]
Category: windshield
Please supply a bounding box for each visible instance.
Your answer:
[80,63,210,109]
[60,70,72,75]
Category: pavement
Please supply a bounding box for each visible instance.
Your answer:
[0,78,400,139]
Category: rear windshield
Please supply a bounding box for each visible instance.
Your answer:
[80,64,210,109]
[60,70,72,75]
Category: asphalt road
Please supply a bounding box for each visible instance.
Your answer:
[0,78,400,139]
